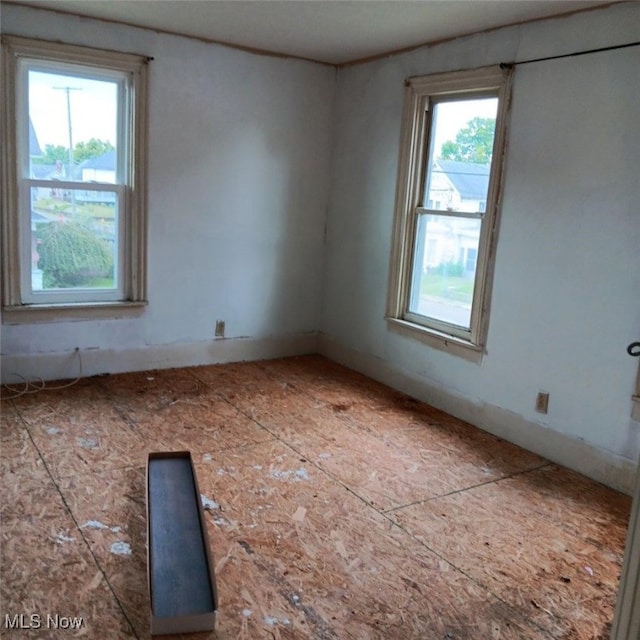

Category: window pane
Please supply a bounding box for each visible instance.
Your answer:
[30,187,118,291]
[424,98,498,213]
[28,69,118,183]
[408,214,481,329]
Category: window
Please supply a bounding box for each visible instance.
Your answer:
[387,66,512,358]
[1,36,149,318]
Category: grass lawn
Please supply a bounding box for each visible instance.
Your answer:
[420,274,474,303]
[85,277,115,288]
[34,199,116,220]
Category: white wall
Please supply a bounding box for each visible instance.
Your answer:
[321,3,640,492]
[1,4,334,377]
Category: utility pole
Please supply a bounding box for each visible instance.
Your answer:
[54,86,81,214]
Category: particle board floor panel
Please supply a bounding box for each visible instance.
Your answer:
[0,354,632,639]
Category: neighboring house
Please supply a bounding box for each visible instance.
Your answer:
[426,159,489,213]
[80,149,116,182]
[31,161,66,180]
[419,216,480,277]
[31,161,68,202]
[421,160,489,276]
[77,150,117,205]
[32,148,117,207]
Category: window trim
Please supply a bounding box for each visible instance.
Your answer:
[1,35,149,320]
[386,65,512,358]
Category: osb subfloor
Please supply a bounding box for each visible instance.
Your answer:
[0,355,632,639]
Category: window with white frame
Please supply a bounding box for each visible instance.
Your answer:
[387,66,512,357]
[1,36,148,316]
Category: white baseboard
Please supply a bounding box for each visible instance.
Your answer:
[4,329,635,494]
[318,334,637,495]
[1,332,319,384]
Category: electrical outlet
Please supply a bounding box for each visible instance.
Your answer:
[215,320,225,338]
[535,392,549,414]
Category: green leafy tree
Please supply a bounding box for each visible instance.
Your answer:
[440,117,496,164]
[74,139,115,163]
[33,144,69,165]
[37,221,113,288]
[32,139,114,166]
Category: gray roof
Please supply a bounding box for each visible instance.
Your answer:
[81,149,116,171]
[31,210,50,224]
[31,164,58,179]
[29,119,43,156]
[435,160,489,200]
[31,163,74,180]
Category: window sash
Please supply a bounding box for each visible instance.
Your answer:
[24,179,125,191]
[19,181,126,303]
[416,207,483,220]
[405,210,485,340]
[17,58,130,185]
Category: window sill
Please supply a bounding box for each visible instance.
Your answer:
[386,316,484,363]
[2,300,147,324]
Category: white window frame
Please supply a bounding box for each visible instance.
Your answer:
[386,65,512,361]
[1,35,149,321]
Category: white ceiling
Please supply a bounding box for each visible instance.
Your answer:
[14,0,610,65]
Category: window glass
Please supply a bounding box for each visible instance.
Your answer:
[28,69,119,183]
[423,98,498,213]
[408,214,481,328]
[30,187,119,292]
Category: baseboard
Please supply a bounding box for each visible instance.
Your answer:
[318,334,638,495]
[1,332,319,384]
[4,330,635,494]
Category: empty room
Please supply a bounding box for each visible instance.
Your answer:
[1,1,639,638]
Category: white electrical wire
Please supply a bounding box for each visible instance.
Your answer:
[1,348,83,400]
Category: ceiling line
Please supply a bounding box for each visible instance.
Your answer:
[4,0,625,68]
[3,0,335,66]
[338,0,623,67]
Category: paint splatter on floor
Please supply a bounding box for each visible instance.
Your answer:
[110,541,132,556]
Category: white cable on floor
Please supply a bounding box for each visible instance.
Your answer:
[1,348,83,400]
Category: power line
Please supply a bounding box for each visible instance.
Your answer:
[500,40,640,69]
